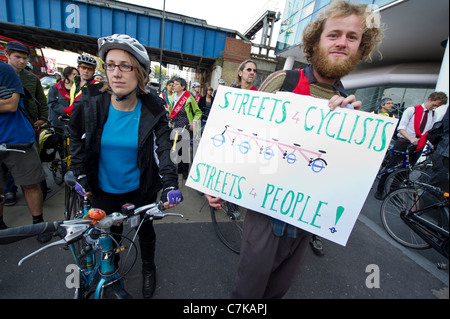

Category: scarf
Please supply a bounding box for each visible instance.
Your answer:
[169,90,191,119]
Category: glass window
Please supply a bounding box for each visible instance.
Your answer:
[374,0,397,8]
[354,86,436,118]
[294,16,312,45]
[314,0,331,11]
[300,1,316,20]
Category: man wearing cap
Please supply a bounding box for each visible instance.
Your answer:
[0,63,48,243]
[4,41,48,208]
[5,41,48,127]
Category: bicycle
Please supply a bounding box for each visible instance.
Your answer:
[380,181,449,258]
[210,200,246,254]
[64,171,88,221]
[377,146,431,194]
[39,119,71,186]
[0,178,183,299]
[211,125,328,173]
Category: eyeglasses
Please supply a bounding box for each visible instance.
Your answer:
[245,68,257,73]
[103,63,134,72]
[79,65,94,72]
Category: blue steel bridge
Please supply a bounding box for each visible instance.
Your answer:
[0,0,240,70]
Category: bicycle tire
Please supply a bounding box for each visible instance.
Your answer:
[51,146,67,185]
[101,281,133,299]
[384,168,430,194]
[210,202,245,254]
[380,187,439,249]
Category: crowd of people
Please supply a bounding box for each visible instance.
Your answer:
[1,0,448,299]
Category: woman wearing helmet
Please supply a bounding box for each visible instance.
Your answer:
[69,34,181,299]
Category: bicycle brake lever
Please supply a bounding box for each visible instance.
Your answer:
[18,238,67,266]
[148,211,183,220]
[18,223,90,266]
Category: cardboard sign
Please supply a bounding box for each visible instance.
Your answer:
[186,86,398,246]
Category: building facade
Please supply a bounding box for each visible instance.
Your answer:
[275,0,449,118]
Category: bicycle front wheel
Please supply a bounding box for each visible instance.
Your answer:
[380,187,431,249]
[210,203,246,254]
[384,168,430,194]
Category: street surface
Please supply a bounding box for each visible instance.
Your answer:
[0,169,448,299]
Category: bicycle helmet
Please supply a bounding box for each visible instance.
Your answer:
[77,54,97,67]
[98,34,150,74]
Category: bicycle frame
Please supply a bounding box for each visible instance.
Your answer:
[377,148,410,176]
[401,199,449,258]
[72,227,126,299]
[377,145,431,177]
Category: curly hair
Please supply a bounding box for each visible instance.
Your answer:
[302,0,384,63]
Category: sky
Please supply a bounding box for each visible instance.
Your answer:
[117,0,286,35]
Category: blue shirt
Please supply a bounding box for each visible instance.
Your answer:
[98,99,142,194]
[0,63,35,144]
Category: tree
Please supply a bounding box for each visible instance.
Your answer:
[152,64,166,79]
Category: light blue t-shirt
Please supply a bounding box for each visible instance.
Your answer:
[98,99,142,194]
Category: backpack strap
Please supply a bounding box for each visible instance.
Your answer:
[280,69,310,96]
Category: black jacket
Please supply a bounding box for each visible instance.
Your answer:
[69,83,178,197]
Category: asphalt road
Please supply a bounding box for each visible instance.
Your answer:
[0,172,448,300]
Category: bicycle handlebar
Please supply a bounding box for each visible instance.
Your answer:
[0,201,183,246]
[0,142,34,153]
[0,221,61,245]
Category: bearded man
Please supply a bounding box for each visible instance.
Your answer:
[228,1,384,298]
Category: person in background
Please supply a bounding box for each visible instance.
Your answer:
[69,34,181,298]
[160,80,173,111]
[168,77,202,179]
[375,91,447,200]
[54,72,62,82]
[198,86,214,127]
[0,63,48,244]
[4,40,49,208]
[191,81,202,103]
[93,72,105,82]
[213,78,226,97]
[373,97,395,117]
[47,66,78,128]
[64,54,99,116]
[231,59,258,91]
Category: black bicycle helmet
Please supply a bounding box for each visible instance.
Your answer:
[98,34,150,74]
[77,54,97,67]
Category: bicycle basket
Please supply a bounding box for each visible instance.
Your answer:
[39,129,60,162]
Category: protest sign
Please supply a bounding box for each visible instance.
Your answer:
[186,86,398,246]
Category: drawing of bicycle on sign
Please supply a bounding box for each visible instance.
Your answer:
[211,125,328,173]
